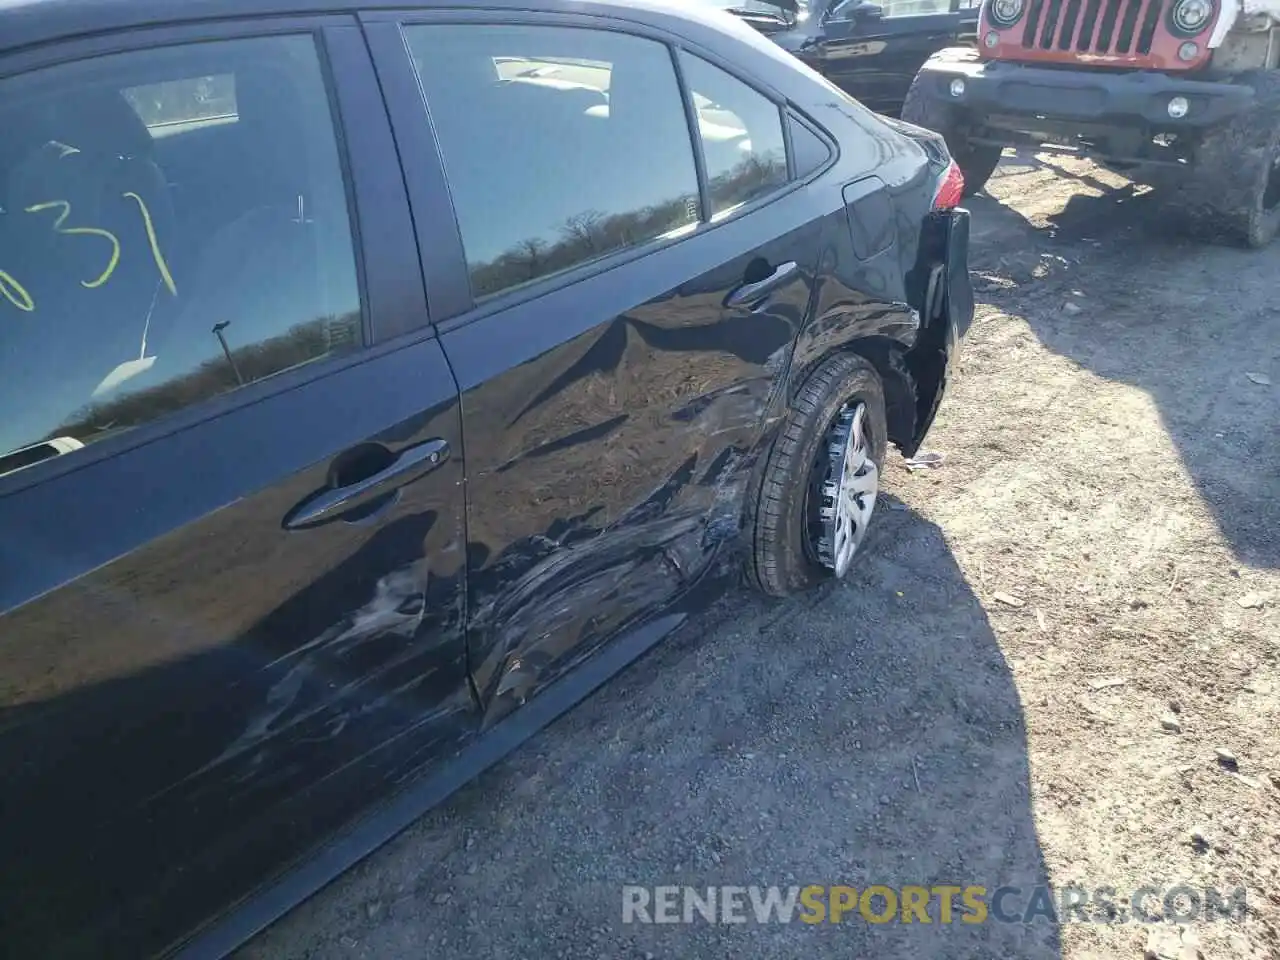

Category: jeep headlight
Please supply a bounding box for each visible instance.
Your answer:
[1170,0,1214,35]
[988,0,1024,26]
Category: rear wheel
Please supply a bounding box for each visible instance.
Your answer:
[1167,72,1280,249]
[746,353,887,598]
[901,73,1002,197]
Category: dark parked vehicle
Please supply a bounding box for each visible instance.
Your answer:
[709,0,979,115]
[0,0,972,956]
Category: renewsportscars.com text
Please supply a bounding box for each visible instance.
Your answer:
[621,884,1248,925]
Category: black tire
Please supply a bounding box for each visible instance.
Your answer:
[1166,71,1280,249]
[745,353,888,598]
[901,72,1002,197]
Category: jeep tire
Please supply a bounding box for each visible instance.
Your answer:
[1168,71,1280,249]
[901,72,1002,197]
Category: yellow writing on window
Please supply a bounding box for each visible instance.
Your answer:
[0,270,35,312]
[2,192,177,312]
[122,192,177,296]
[25,199,122,289]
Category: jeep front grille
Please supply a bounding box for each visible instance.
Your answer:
[1020,0,1166,55]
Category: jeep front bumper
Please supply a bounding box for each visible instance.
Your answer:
[916,51,1255,131]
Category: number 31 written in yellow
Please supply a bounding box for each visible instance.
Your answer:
[1,192,178,312]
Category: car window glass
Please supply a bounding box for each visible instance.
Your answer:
[678,53,788,220]
[880,0,955,16]
[790,114,832,178]
[0,35,361,478]
[404,24,700,301]
[123,74,238,130]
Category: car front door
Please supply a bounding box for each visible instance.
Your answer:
[817,0,978,115]
[365,12,828,722]
[0,21,471,960]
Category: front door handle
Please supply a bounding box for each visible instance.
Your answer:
[724,260,799,309]
[283,438,450,531]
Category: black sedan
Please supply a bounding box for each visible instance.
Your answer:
[709,0,979,116]
[0,0,972,956]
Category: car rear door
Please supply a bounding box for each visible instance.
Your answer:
[0,20,471,960]
[818,0,978,114]
[364,10,830,722]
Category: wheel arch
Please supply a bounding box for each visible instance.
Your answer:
[788,334,918,455]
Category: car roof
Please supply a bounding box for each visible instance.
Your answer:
[0,0,784,57]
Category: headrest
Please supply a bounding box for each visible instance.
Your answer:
[46,87,155,159]
[6,142,121,229]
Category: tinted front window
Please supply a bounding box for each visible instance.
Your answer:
[679,53,788,219]
[404,24,700,300]
[0,35,360,476]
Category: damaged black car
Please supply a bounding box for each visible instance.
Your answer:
[0,0,972,956]
[707,0,979,115]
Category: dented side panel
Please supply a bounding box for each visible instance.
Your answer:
[441,208,828,721]
[0,338,473,960]
[789,154,953,457]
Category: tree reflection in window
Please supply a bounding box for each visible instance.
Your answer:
[49,312,360,443]
[681,52,789,220]
[404,24,702,302]
[468,195,695,299]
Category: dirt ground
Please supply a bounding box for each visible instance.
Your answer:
[238,152,1280,960]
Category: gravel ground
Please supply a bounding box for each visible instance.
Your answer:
[239,151,1280,960]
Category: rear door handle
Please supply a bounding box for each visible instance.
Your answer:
[724,260,799,309]
[283,438,450,531]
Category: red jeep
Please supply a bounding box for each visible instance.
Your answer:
[901,0,1280,246]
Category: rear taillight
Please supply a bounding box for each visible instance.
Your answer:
[932,159,964,211]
